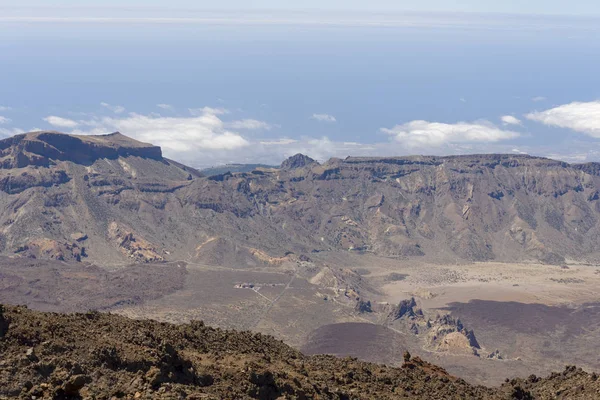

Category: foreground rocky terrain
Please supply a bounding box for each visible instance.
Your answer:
[4,131,600,266]
[2,304,600,400]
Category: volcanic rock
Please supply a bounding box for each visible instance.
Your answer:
[355,299,373,313]
[389,298,418,320]
[1,305,599,399]
[280,153,317,170]
[0,305,506,399]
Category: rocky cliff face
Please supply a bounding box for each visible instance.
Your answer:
[0,131,162,168]
[1,131,600,265]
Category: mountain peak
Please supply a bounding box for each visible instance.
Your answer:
[281,153,317,170]
[0,131,162,168]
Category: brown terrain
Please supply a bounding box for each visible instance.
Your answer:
[3,304,600,400]
[3,130,600,395]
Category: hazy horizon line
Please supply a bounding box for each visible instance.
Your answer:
[1,11,600,30]
[2,6,600,18]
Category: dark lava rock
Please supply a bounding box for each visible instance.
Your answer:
[355,299,373,313]
[389,297,418,320]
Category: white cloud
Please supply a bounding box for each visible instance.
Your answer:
[311,113,337,123]
[189,107,228,116]
[157,104,173,110]
[0,116,10,124]
[526,101,600,137]
[544,152,588,163]
[227,119,272,130]
[381,120,520,147]
[264,136,358,163]
[100,102,125,114]
[501,115,522,126]
[0,127,25,138]
[44,116,80,128]
[532,96,547,102]
[0,106,11,112]
[264,137,387,163]
[41,108,251,165]
[259,138,298,146]
[39,109,522,167]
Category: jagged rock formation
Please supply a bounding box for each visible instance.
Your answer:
[280,153,317,170]
[425,314,482,355]
[385,298,483,356]
[388,298,422,320]
[355,299,373,313]
[3,131,600,265]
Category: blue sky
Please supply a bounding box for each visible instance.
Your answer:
[1,5,600,167]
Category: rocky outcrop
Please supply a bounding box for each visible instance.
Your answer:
[425,314,482,355]
[385,298,482,357]
[355,299,373,313]
[14,238,86,262]
[436,331,478,355]
[0,170,70,194]
[280,153,317,170]
[107,222,164,263]
[388,298,422,320]
[487,349,503,360]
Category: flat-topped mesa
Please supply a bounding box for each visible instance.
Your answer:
[335,154,595,175]
[343,153,564,167]
[0,131,163,169]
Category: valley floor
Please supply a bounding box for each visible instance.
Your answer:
[108,253,600,386]
[2,252,600,386]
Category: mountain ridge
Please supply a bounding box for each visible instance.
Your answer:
[0,131,599,265]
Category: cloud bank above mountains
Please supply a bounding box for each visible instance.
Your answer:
[381,120,519,147]
[38,105,526,165]
[527,101,600,138]
[0,99,598,167]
